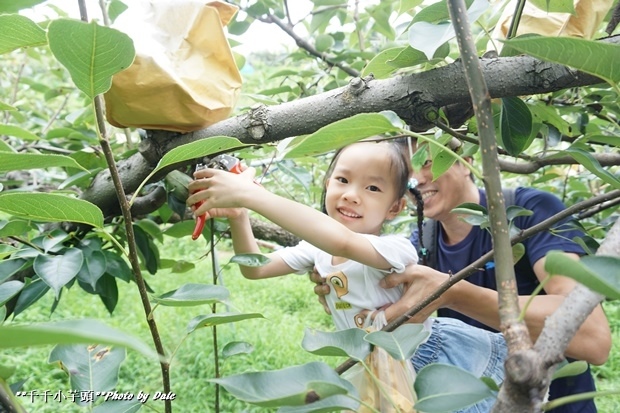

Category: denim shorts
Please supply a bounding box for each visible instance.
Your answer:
[411,317,507,413]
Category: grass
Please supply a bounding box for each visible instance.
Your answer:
[3,235,620,412]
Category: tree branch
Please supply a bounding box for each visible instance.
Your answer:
[82,35,620,220]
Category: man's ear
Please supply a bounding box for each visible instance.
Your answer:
[387,198,406,219]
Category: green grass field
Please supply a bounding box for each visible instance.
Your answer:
[4,236,620,412]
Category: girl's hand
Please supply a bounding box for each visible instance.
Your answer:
[187,166,258,220]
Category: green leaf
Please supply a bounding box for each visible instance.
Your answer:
[499,97,534,156]
[133,224,159,275]
[0,244,18,260]
[544,252,620,299]
[187,312,265,332]
[92,399,143,413]
[301,328,370,360]
[0,281,24,307]
[362,47,408,79]
[13,279,49,317]
[0,15,47,55]
[503,36,620,86]
[398,0,423,15]
[152,283,230,307]
[49,344,126,404]
[34,248,83,299]
[430,144,456,181]
[552,360,588,380]
[559,147,620,189]
[283,113,402,159]
[230,253,271,267]
[0,124,40,141]
[0,152,89,173]
[0,319,157,360]
[528,0,575,14]
[162,220,195,238]
[135,218,164,243]
[0,193,104,228]
[408,0,488,59]
[158,137,247,173]
[77,249,107,290]
[222,341,255,358]
[0,0,46,13]
[47,19,135,99]
[415,363,496,412]
[506,205,533,221]
[365,324,428,360]
[512,243,525,265]
[210,361,355,408]
[102,251,131,283]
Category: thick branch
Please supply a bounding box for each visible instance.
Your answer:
[84,35,620,219]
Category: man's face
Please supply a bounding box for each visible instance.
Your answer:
[409,149,474,221]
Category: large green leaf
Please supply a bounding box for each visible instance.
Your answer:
[47,19,135,99]
[365,324,428,361]
[0,0,46,12]
[278,394,361,412]
[0,193,104,228]
[151,283,230,307]
[283,113,402,159]
[528,0,575,14]
[301,328,370,360]
[156,136,247,174]
[0,124,40,141]
[0,281,24,307]
[0,319,157,360]
[230,253,271,267]
[131,136,248,205]
[34,248,84,299]
[0,15,47,55]
[0,152,88,172]
[77,249,107,290]
[415,363,496,412]
[544,252,620,299]
[499,97,534,156]
[187,312,265,333]
[12,279,49,317]
[504,36,620,86]
[49,344,126,405]
[210,361,356,408]
[559,147,620,189]
[0,259,27,283]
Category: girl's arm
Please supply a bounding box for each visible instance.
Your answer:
[226,208,297,279]
[188,168,395,270]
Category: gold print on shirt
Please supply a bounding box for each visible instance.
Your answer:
[326,271,349,298]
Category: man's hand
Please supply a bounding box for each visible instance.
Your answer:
[380,264,451,323]
[309,268,331,315]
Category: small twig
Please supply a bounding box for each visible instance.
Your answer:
[258,14,359,77]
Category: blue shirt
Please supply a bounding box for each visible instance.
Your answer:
[411,187,596,413]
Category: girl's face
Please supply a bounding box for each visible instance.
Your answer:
[324,142,405,235]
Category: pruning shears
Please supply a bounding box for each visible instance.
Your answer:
[191,154,243,241]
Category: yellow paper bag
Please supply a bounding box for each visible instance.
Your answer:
[492,0,613,43]
[104,1,242,132]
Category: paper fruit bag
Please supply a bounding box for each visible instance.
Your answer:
[104,1,242,132]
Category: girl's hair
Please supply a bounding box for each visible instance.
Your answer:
[320,140,410,214]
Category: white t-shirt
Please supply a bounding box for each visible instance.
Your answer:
[276,234,418,331]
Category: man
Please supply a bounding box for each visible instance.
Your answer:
[314,150,611,412]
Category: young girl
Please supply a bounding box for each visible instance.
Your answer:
[187,140,506,413]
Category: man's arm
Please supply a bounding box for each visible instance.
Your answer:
[380,255,611,365]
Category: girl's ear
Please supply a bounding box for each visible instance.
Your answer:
[386,198,406,219]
